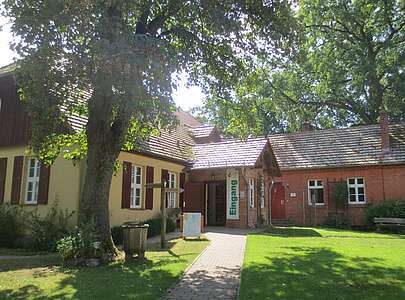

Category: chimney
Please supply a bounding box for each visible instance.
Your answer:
[380,110,390,153]
[301,122,315,132]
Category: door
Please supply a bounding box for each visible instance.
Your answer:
[184,182,205,220]
[215,181,226,225]
[271,182,286,219]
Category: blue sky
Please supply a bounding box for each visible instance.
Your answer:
[0,14,203,111]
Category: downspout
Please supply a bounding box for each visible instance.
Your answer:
[240,167,250,228]
[268,179,274,227]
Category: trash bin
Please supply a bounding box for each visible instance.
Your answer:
[121,222,149,259]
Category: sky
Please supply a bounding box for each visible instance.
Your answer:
[0,14,204,111]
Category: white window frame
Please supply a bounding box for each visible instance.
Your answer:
[347,177,366,204]
[308,180,325,206]
[248,178,255,208]
[26,158,40,204]
[130,165,142,209]
[167,172,177,208]
[259,176,265,208]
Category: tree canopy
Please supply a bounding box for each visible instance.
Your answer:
[3,0,295,257]
[203,0,405,136]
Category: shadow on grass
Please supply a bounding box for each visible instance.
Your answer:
[0,254,59,272]
[0,240,204,300]
[240,246,405,300]
[262,227,323,237]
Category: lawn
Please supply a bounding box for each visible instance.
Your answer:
[0,238,209,300]
[240,227,405,300]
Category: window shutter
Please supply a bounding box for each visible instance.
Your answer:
[161,169,169,207]
[121,161,132,209]
[179,172,185,211]
[145,166,154,210]
[0,158,7,203]
[11,156,23,204]
[37,164,50,204]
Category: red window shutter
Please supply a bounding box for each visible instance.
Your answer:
[121,161,132,209]
[37,164,51,204]
[179,172,186,211]
[161,169,169,207]
[11,156,23,204]
[145,166,154,210]
[0,158,7,203]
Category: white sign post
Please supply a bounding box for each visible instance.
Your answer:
[226,169,239,220]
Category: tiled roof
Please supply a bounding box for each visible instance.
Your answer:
[268,124,405,170]
[192,137,268,169]
[189,125,216,138]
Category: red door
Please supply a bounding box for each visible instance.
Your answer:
[184,182,205,218]
[271,182,286,219]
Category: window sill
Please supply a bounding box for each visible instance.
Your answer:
[348,203,367,207]
[128,207,145,210]
[308,204,326,207]
[22,202,38,206]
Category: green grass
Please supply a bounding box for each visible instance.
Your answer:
[240,227,405,300]
[0,238,209,300]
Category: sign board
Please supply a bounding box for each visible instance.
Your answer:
[183,213,201,238]
[226,169,239,220]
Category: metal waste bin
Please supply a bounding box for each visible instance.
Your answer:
[122,223,149,259]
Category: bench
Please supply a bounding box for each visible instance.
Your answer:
[374,217,405,231]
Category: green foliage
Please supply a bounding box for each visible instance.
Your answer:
[322,214,350,229]
[331,181,349,211]
[3,0,296,162]
[111,217,177,245]
[56,222,102,264]
[203,0,405,136]
[0,204,27,248]
[26,203,75,251]
[366,200,405,224]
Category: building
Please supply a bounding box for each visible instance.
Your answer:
[1,64,405,228]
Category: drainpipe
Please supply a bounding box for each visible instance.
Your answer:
[240,167,250,228]
[268,179,274,226]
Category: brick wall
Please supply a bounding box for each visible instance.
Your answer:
[278,165,405,226]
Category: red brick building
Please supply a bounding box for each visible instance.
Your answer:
[185,113,405,228]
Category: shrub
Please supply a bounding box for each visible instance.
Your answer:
[323,214,350,229]
[366,199,405,224]
[331,181,348,211]
[0,204,27,248]
[145,217,176,238]
[26,203,75,251]
[57,221,102,264]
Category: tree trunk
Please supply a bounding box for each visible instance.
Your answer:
[79,132,121,259]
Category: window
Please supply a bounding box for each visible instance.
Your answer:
[259,176,265,208]
[347,177,366,204]
[248,178,255,208]
[308,180,324,205]
[167,172,177,208]
[26,158,40,204]
[130,165,142,208]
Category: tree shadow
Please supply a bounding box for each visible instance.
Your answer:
[240,245,405,299]
[262,227,323,237]
[164,266,240,299]
[0,254,59,272]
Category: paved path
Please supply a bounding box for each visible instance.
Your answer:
[163,227,254,300]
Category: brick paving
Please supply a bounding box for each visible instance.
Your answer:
[163,227,254,300]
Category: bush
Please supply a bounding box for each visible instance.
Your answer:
[26,203,75,251]
[111,217,177,245]
[323,214,350,229]
[366,199,405,224]
[331,181,348,211]
[145,217,176,238]
[0,204,27,248]
[57,222,102,264]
